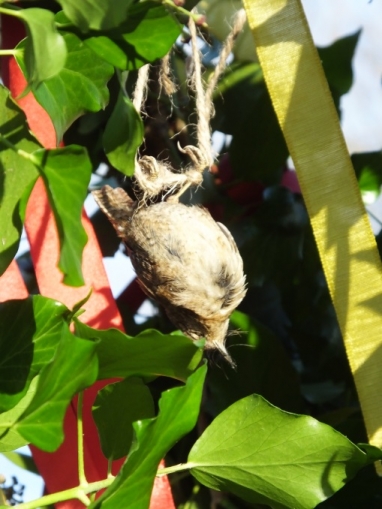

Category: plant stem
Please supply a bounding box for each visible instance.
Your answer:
[107,459,113,478]
[0,134,39,165]
[0,49,17,56]
[0,460,187,508]
[77,391,87,487]
[0,387,118,509]
[77,492,91,506]
[161,0,207,28]
[157,462,192,476]
[0,5,21,16]
[6,478,113,509]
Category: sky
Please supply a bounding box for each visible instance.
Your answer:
[302,0,382,153]
[301,0,382,232]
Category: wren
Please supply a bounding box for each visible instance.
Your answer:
[93,185,247,364]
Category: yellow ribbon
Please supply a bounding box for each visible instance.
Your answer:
[242,0,382,454]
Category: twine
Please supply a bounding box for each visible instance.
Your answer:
[132,9,247,203]
[132,64,150,114]
[133,156,203,203]
[159,53,178,96]
[205,9,247,109]
[188,16,213,169]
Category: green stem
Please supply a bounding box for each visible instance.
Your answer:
[77,391,87,487]
[157,462,192,476]
[0,5,21,16]
[77,492,91,507]
[0,384,118,509]
[0,49,17,57]
[7,478,113,509]
[116,69,129,97]
[107,459,113,478]
[0,134,39,165]
[161,0,207,28]
[0,459,188,508]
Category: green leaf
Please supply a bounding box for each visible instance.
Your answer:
[0,296,69,412]
[14,327,98,452]
[0,377,39,452]
[74,321,203,382]
[55,0,135,32]
[15,33,114,143]
[198,0,256,62]
[32,146,92,286]
[352,151,382,204]
[207,311,303,417]
[93,377,155,461]
[188,395,369,509]
[213,62,288,182]
[83,37,129,70]
[90,365,206,509]
[84,3,182,70]
[316,463,382,508]
[17,8,67,85]
[1,451,39,475]
[318,30,361,100]
[0,85,40,275]
[66,289,93,322]
[103,92,143,175]
[357,443,382,462]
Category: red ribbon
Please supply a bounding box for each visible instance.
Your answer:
[0,15,174,509]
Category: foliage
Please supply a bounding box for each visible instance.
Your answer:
[1,1,382,508]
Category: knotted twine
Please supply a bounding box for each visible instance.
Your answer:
[131,10,247,204]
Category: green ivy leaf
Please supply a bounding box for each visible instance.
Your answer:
[74,321,203,382]
[55,0,135,32]
[352,151,382,204]
[82,37,129,70]
[188,395,369,509]
[84,3,182,70]
[15,33,114,143]
[318,30,361,101]
[0,377,39,453]
[316,464,382,508]
[0,296,69,412]
[93,377,155,461]
[32,146,92,286]
[103,92,143,175]
[66,289,93,322]
[357,443,382,462]
[198,0,256,62]
[90,365,206,509]
[1,451,39,475]
[0,85,40,275]
[14,327,98,452]
[17,8,67,85]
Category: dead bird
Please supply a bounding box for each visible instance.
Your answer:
[93,185,247,364]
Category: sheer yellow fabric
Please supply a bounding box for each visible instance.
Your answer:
[243,0,382,455]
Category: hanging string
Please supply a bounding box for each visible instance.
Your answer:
[131,10,247,204]
[205,9,247,109]
[188,15,213,169]
[159,53,178,96]
[132,64,150,114]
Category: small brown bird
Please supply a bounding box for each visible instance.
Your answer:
[93,185,246,364]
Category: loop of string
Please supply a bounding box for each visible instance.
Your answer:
[132,9,247,204]
[159,53,177,96]
[132,63,150,114]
